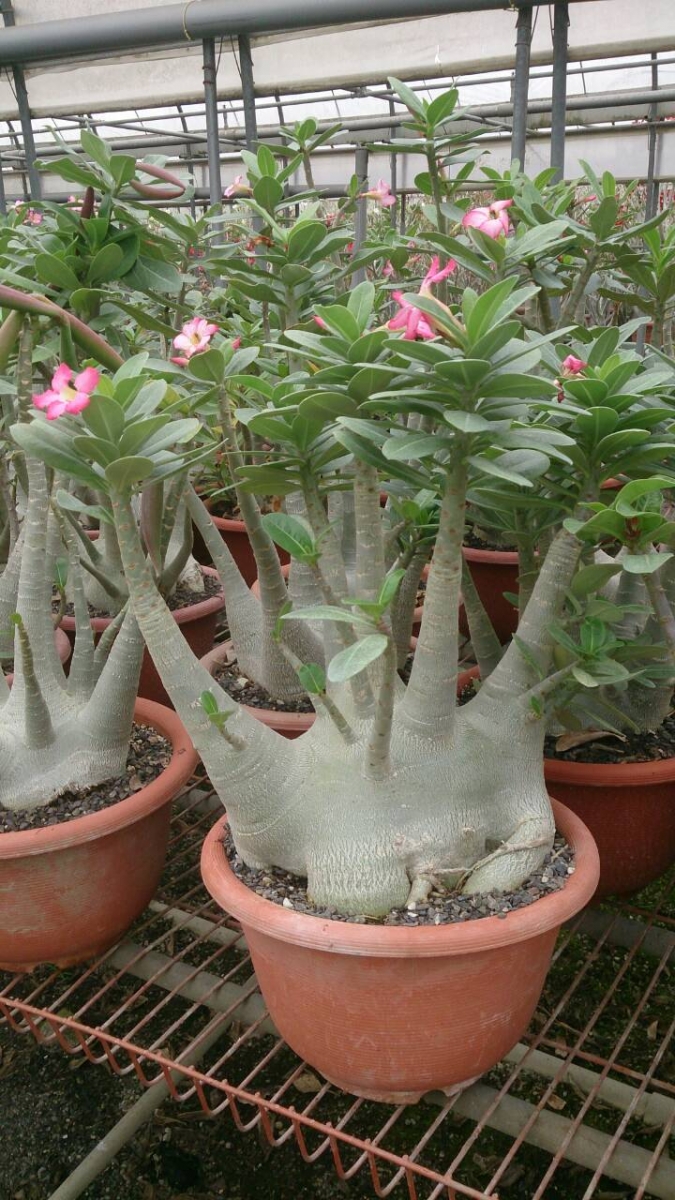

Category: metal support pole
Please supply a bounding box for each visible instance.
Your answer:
[388,99,398,228]
[1,0,41,199]
[202,38,223,209]
[238,34,258,151]
[646,53,660,222]
[550,2,569,181]
[352,146,369,286]
[0,152,6,215]
[511,3,533,169]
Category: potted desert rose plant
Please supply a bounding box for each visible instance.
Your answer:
[0,316,199,972]
[0,141,226,707]
[10,261,605,1101]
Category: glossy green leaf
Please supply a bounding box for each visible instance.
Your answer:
[327,634,388,682]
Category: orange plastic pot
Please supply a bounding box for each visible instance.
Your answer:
[193,512,289,586]
[461,546,519,643]
[60,567,223,708]
[544,755,675,899]
[0,698,198,971]
[201,641,314,740]
[201,800,598,1103]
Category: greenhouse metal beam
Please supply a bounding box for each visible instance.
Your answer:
[0,0,40,198]
[550,2,569,179]
[511,4,533,169]
[202,39,222,210]
[0,0,596,67]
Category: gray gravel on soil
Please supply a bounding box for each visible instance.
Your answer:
[226,833,575,925]
[53,573,223,620]
[213,658,315,714]
[0,725,171,833]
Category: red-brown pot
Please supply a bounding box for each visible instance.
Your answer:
[201,641,313,740]
[0,698,198,971]
[543,755,675,900]
[201,800,598,1103]
[193,511,289,586]
[461,546,519,643]
[60,567,224,708]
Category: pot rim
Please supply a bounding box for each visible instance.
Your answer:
[200,640,314,732]
[60,566,223,633]
[0,698,198,860]
[544,753,675,786]
[201,798,599,958]
[462,545,519,566]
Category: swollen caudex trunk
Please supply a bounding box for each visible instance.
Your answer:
[114,495,579,917]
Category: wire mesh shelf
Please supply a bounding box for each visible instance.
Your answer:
[1,768,674,1199]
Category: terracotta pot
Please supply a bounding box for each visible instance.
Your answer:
[0,698,198,971]
[193,510,289,586]
[60,567,224,708]
[201,800,598,1103]
[543,755,675,900]
[201,641,313,740]
[4,626,71,682]
[461,546,519,643]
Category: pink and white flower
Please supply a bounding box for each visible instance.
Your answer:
[223,175,252,199]
[360,179,396,208]
[388,291,435,341]
[462,198,513,240]
[33,364,100,420]
[420,255,456,293]
[561,354,587,375]
[170,317,219,367]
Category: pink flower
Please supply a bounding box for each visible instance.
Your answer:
[231,337,242,350]
[420,255,456,293]
[382,260,395,278]
[33,363,100,420]
[462,198,513,240]
[223,175,252,199]
[360,179,396,208]
[170,317,219,367]
[23,208,43,226]
[388,291,435,341]
[561,354,587,375]
[314,317,328,330]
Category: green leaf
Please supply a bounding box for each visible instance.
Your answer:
[261,512,317,561]
[347,281,375,332]
[10,421,103,490]
[327,634,388,683]
[378,568,406,610]
[623,552,673,574]
[105,455,155,492]
[253,175,284,213]
[286,221,329,263]
[81,395,125,443]
[570,563,622,598]
[87,242,125,284]
[388,76,426,118]
[109,154,137,189]
[188,348,226,385]
[426,88,458,129]
[280,604,374,629]
[571,666,600,689]
[383,434,447,461]
[613,477,675,516]
[199,690,219,717]
[313,304,361,342]
[81,128,111,171]
[35,253,81,292]
[443,411,491,434]
[297,663,326,694]
[125,256,182,295]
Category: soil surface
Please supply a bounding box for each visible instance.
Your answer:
[54,573,222,621]
[545,707,675,765]
[464,529,518,553]
[225,831,575,925]
[0,724,171,833]
[212,657,314,714]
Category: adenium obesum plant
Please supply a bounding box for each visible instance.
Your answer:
[5,108,675,921]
